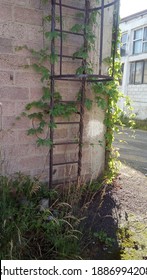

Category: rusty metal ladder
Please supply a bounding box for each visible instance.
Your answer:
[49,0,88,188]
[49,0,120,188]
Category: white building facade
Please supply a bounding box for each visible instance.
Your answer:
[120,10,147,120]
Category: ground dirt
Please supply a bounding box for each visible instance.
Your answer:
[82,164,147,260]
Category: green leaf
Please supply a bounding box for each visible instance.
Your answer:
[41,0,48,3]
[70,24,84,33]
[98,140,103,147]
[25,103,32,110]
[51,103,77,118]
[25,101,45,110]
[40,68,50,82]
[27,112,43,120]
[96,97,107,110]
[45,31,60,40]
[32,63,42,73]
[43,15,52,22]
[48,122,57,129]
[54,92,62,102]
[85,99,93,110]
[89,10,98,25]
[76,66,85,75]
[36,138,53,147]
[27,128,37,135]
[76,12,84,19]
[73,47,88,59]
[21,112,27,117]
[40,120,47,128]
[49,53,58,64]
[15,45,28,52]
[42,87,51,100]
[16,116,21,120]
[32,64,50,81]
[43,15,60,23]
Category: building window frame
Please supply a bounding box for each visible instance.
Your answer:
[129,60,147,84]
[133,26,147,55]
[119,63,124,85]
[121,33,128,56]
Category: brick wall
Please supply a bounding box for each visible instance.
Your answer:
[0,0,114,182]
[127,85,147,120]
[118,84,147,120]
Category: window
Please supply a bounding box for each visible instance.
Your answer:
[144,61,147,83]
[119,63,124,85]
[135,61,143,83]
[133,27,147,54]
[130,63,135,84]
[129,60,147,84]
[121,33,127,56]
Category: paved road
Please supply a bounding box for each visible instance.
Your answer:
[114,127,147,176]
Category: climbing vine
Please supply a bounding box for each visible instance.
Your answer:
[92,54,123,178]
[18,0,124,178]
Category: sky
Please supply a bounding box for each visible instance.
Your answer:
[120,0,147,18]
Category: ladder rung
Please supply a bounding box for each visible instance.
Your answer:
[57,54,83,60]
[55,29,83,36]
[55,122,80,125]
[59,101,80,104]
[53,161,78,166]
[54,141,79,145]
[54,2,85,12]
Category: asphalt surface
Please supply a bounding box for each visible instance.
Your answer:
[114,127,147,176]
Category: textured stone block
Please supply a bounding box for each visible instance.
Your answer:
[54,128,68,140]
[0,71,14,85]
[30,87,44,101]
[0,4,12,22]
[54,143,78,154]
[26,25,42,43]
[15,71,42,87]
[28,0,42,9]
[19,155,46,170]
[16,130,35,144]
[14,6,42,26]
[0,87,29,100]
[0,54,29,70]
[0,37,13,53]
[14,0,27,6]
[15,101,27,115]
[1,130,16,145]
[0,22,27,42]
[1,101,16,116]
[2,143,31,158]
[3,115,29,130]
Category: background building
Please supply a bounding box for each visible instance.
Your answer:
[120,10,147,120]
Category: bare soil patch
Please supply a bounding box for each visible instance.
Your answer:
[82,164,147,259]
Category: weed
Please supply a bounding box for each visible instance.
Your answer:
[117,213,147,260]
[118,114,147,131]
[1,171,108,260]
[94,231,115,248]
[0,174,82,260]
